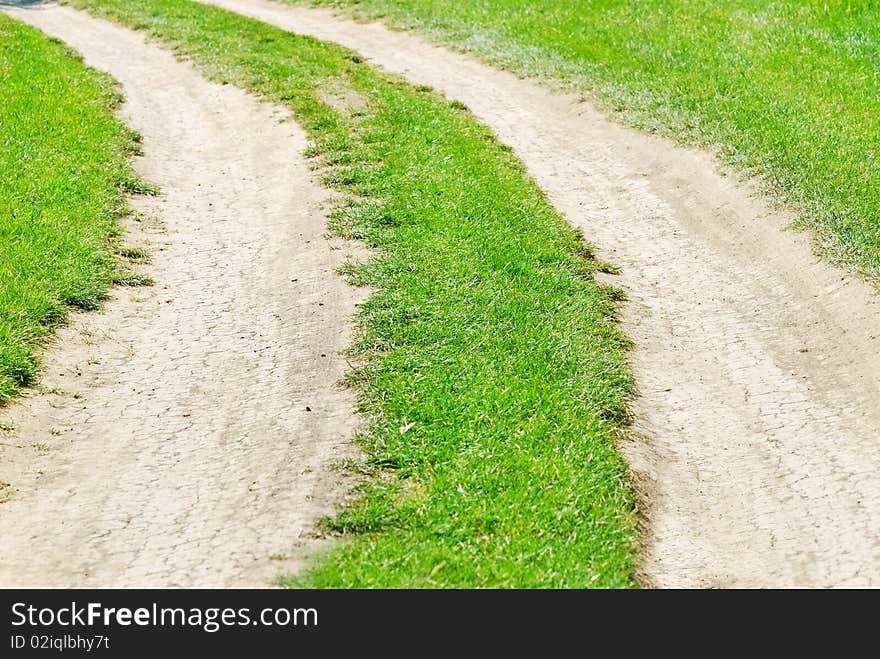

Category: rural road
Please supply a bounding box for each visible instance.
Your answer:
[3,0,880,588]
[195,0,880,587]
[0,4,365,587]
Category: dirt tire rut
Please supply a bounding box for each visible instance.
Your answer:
[0,4,366,587]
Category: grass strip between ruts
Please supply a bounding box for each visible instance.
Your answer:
[65,0,640,587]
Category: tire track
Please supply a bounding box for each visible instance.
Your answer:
[0,4,366,587]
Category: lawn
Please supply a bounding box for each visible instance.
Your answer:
[295,0,880,281]
[0,14,147,404]
[66,0,640,587]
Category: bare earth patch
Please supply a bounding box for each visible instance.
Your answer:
[0,4,366,587]
[200,0,880,587]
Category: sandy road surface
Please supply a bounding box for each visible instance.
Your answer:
[197,0,880,587]
[0,4,366,587]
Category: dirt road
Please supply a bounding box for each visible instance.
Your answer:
[0,4,366,587]
[198,0,880,587]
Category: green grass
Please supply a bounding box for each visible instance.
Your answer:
[0,14,148,404]
[294,0,880,281]
[66,0,639,587]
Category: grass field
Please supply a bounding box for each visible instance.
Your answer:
[295,0,880,282]
[0,14,147,404]
[67,0,640,587]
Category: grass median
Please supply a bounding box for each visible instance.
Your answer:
[295,0,880,282]
[66,0,640,587]
[0,13,148,404]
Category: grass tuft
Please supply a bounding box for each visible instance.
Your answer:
[111,272,154,287]
[116,246,152,263]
